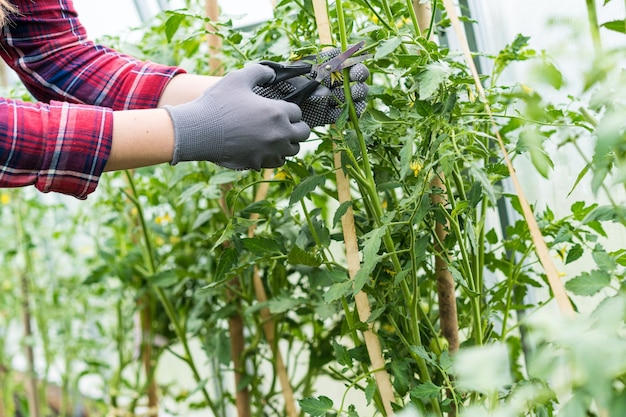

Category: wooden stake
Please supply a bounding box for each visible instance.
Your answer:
[441,0,575,316]
[205,0,223,75]
[311,1,396,415]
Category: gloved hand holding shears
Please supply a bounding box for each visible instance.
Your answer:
[163,43,370,172]
[254,41,371,127]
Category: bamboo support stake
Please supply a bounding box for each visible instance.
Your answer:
[205,0,223,74]
[311,1,395,415]
[441,0,575,316]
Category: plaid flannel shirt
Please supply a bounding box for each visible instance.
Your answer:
[0,0,185,199]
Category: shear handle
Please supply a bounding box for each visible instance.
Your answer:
[259,60,311,83]
[283,79,320,106]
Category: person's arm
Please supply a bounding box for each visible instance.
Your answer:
[157,74,221,107]
[0,0,185,110]
[105,109,174,172]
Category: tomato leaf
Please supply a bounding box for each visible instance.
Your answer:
[565,270,611,296]
[298,396,334,416]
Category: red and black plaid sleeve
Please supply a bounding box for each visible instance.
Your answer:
[0,98,112,199]
[0,0,187,198]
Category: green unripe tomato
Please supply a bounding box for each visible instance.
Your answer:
[429,336,449,355]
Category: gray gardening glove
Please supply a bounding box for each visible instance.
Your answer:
[164,64,310,170]
[253,48,369,127]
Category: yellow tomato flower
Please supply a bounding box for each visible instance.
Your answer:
[384,267,396,277]
[0,194,10,205]
[410,160,423,177]
[155,213,172,225]
[274,168,291,181]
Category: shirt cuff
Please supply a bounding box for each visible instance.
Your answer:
[36,101,113,199]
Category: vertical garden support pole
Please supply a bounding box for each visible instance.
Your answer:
[441,0,575,316]
[205,0,223,74]
[311,1,395,415]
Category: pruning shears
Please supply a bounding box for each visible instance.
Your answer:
[260,41,371,106]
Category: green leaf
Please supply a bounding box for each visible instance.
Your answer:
[191,209,217,230]
[242,237,283,255]
[333,201,352,228]
[531,61,563,89]
[565,244,584,264]
[583,205,626,223]
[411,381,441,401]
[592,245,617,272]
[391,359,411,396]
[165,13,185,42]
[215,247,238,281]
[468,181,483,208]
[374,36,402,60]
[399,135,414,179]
[486,228,499,245]
[365,377,377,406]
[565,270,611,296]
[519,127,554,178]
[268,296,305,314]
[611,249,626,266]
[363,227,385,261]
[418,61,453,100]
[289,175,326,206]
[333,340,353,367]
[150,270,178,288]
[353,255,381,295]
[602,19,626,34]
[567,163,590,197]
[323,281,352,303]
[493,34,532,79]
[288,246,322,267]
[299,396,334,416]
[469,165,497,204]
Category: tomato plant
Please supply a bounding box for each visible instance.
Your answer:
[2,1,626,416]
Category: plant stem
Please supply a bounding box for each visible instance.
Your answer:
[335,1,443,415]
[320,1,397,414]
[123,171,218,414]
[248,169,299,417]
[585,0,602,55]
[13,195,42,417]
